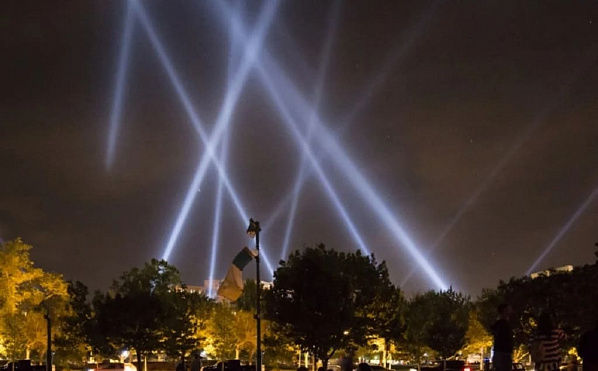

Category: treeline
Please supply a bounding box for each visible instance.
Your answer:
[1,239,597,369]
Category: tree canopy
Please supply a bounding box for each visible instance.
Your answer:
[0,238,69,361]
[265,244,395,369]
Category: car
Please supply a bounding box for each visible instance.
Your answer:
[94,363,137,371]
[421,360,473,371]
[0,360,46,371]
[370,367,392,371]
[489,363,526,371]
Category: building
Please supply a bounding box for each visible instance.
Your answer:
[530,264,573,279]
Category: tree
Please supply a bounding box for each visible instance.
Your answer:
[0,238,69,361]
[91,259,182,370]
[54,281,93,365]
[462,310,492,362]
[207,303,237,360]
[161,290,208,360]
[401,289,470,367]
[424,289,470,361]
[402,292,436,367]
[265,244,392,370]
[235,279,260,312]
[369,286,406,368]
[477,263,598,358]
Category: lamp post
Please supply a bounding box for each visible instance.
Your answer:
[44,309,51,371]
[246,218,261,371]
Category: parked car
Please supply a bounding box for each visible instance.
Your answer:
[202,360,254,371]
[94,363,137,371]
[370,367,392,371]
[421,360,472,371]
[1,360,46,371]
[490,363,526,371]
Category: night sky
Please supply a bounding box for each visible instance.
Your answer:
[2,1,597,296]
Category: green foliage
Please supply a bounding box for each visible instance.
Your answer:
[402,291,436,362]
[90,259,185,369]
[462,310,492,355]
[265,244,394,367]
[424,289,470,359]
[54,281,92,365]
[402,289,470,361]
[162,290,209,358]
[207,303,237,360]
[477,264,598,352]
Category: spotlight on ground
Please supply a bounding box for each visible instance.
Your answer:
[526,186,598,275]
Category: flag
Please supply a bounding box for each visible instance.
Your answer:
[217,246,256,301]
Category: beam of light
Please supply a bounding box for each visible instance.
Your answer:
[221,9,370,258]
[526,186,598,275]
[105,0,134,170]
[222,7,447,290]
[208,137,229,298]
[132,0,279,276]
[268,2,439,258]
[280,0,341,261]
[400,114,544,286]
[400,47,598,286]
[339,1,440,127]
[263,62,447,289]
[208,4,242,298]
[257,64,371,256]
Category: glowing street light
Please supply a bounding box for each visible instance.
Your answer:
[246,218,262,371]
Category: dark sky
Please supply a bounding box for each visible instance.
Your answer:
[2,1,597,296]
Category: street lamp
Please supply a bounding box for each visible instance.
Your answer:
[246,218,261,371]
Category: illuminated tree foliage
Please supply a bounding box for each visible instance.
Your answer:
[162,289,211,359]
[206,303,237,360]
[0,238,69,361]
[369,285,406,368]
[462,310,492,358]
[265,244,394,370]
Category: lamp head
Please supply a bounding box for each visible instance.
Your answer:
[247,218,260,238]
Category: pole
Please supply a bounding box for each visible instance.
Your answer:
[255,222,262,371]
[44,310,51,371]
